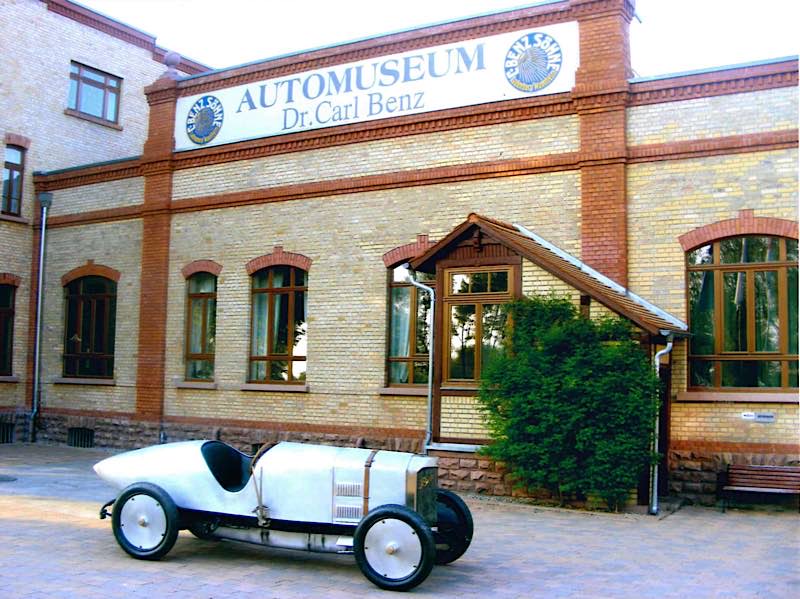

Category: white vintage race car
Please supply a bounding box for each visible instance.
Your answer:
[94,440,473,591]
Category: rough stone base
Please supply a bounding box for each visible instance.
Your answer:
[33,413,424,454]
[668,449,800,506]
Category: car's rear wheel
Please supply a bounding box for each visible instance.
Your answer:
[354,504,436,591]
[434,489,473,565]
[112,482,179,560]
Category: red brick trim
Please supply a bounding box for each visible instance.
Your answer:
[44,1,208,74]
[245,246,312,274]
[46,205,142,229]
[4,133,31,149]
[181,259,223,279]
[164,414,423,439]
[173,152,580,215]
[0,273,21,287]
[176,2,572,97]
[171,95,575,172]
[60,260,121,286]
[34,158,141,193]
[629,129,798,164]
[382,235,437,267]
[630,59,798,106]
[671,440,800,454]
[40,407,136,419]
[679,209,799,251]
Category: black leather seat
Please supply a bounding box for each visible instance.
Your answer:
[200,441,252,493]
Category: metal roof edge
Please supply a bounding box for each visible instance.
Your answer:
[513,223,688,332]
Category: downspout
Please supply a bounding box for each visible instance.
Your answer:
[649,331,674,515]
[405,266,435,455]
[30,192,53,442]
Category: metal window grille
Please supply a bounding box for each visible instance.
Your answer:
[67,427,95,448]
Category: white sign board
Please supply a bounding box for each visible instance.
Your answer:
[174,21,579,151]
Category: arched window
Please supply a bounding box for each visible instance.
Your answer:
[0,284,16,375]
[249,266,307,384]
[687,236,798,389]
[63,276,117,378]
[386,264,433,386]
[185,272,217,381]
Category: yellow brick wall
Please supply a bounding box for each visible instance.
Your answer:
[38,220,143,413]
[0,223,30,408]
[628,148,798,395]
[171,115,579,200]
[440,396,489,440]
[627,87,798,145]
[49,178,145,217]
[1,0,181,175]
[627,149,798,319]
[521,259,581,301]
[163,171,580,427]
[671,402,799,445]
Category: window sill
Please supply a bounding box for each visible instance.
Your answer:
[0,375,19,384]
[0,214,29,225]
[176,381,217,390]
[64,108,123,131]
[53,377,115,386]
[441,386,478,395]
[378,387,428,396]
[677,391,799,403]
[241,383,309,393]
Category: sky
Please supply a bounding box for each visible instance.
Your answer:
[75,0,799,77]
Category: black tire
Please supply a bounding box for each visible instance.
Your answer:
[354,504,436,591]
[111,482,179,560]
[434,489,473,565]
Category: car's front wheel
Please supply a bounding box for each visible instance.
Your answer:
[434,488,473,565]
[111,482,179,560]
[354,504,436,591]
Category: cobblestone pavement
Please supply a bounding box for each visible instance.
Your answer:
[1,443,798,598]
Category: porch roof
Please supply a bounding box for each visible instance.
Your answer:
[410,213,688,337]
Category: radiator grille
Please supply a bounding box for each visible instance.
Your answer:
[335,505,363,521]
[67,427,94,448]
[335,482,362,497]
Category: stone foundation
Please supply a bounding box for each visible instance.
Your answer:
[668,449,800,505]
[33,413,423,454]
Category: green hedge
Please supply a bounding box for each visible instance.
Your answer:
[478,296,659,511]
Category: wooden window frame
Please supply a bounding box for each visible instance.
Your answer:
[63,276,116,379]
[2,145,25,217]
[67,62,122,125]
[0,284,15,376]
[248,266,307,384]
[441,264,516,387]
[385,265,433,387]
[184,273,217,381]
[686,236,798,390]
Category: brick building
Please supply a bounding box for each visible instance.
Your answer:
[2,0,797,505]
[0,0,204,438]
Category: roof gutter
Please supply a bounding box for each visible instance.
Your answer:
[649,331,674,515]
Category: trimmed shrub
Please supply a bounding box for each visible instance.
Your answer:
[478,295,659,511]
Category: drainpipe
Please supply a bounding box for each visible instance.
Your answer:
[649,331,674,515]
[405,265,435,455]
[30,192,53,442]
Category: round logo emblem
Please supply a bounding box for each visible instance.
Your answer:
[186,95,224,145]
[504,32,562,93]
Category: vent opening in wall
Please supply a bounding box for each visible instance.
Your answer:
[0,422,14,444]
[67,427,95,448]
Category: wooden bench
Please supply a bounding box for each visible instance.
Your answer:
[719,464,800,512]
